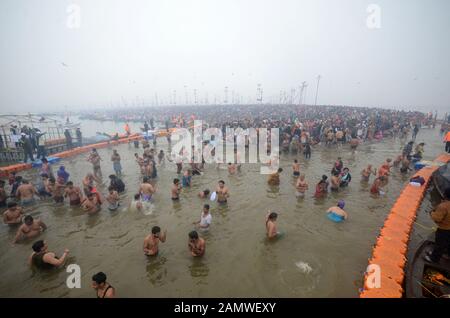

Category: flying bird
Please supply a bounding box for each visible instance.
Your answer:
[61,62,68,67]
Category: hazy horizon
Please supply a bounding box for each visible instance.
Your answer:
[1,0,449,115]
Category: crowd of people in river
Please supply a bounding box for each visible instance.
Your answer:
[1,104,450,297]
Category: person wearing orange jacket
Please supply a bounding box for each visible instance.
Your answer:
[124,123,131,137]
[444,130,450,153]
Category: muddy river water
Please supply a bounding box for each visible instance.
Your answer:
[0,121,446,297]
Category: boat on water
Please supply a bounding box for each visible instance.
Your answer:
[82,132,113,144]
[405,237,450,298]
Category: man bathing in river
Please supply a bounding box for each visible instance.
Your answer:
[171,178,181,201]
[28,240,69,269]
[106,186,120,211]
[37,174,52,198]
[111,150,122,177]
[82,193,101,214]
[49,177,65,204]
[64,181,83,206]
[361,164,376,182]
[266,211,280,239]
[330,171,340,192]
[140,177,155,202]
[3,202,24,225]
[14,215,47,243]
[88,148,102,179]
[216,180,229,204]
[268,168,283,186]
[143,226,167,256]
[16,180,38,206]
[228,162,237,174]
[188,230,205,257]
[326,200,348,221]
[295,174,308,198]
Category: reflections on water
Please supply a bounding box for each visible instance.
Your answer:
[0,126,445,297]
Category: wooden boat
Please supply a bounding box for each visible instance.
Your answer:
[405,238,450,298]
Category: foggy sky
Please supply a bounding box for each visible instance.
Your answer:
[0,0,449,114]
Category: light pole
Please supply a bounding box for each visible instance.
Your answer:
[299,81,307,105]
[314,75,321,106]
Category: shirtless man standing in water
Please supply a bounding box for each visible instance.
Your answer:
[140,177,155,202]
[13,215,47,243]
[82,193,101,214]
[266,211,279,239]
[330,171,340,191]
[64,181,83,206]
[143,226,167,256]
[88,148,102,179]
[106,186,120,211]
[188,230,205,257]
[50,177,65,204]
[268,168,283,186]
[171,178,181,200]
[361,164,377,182]
[16,180,38,206]
[295,174,308,198]
[216,180,229,204]
[3,202,24,225]
[228,163,237,174]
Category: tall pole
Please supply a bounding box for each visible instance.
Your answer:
[314,75,321,106]
[224,86,228,104]
[304,84,308,105]
[299,81,307,105]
